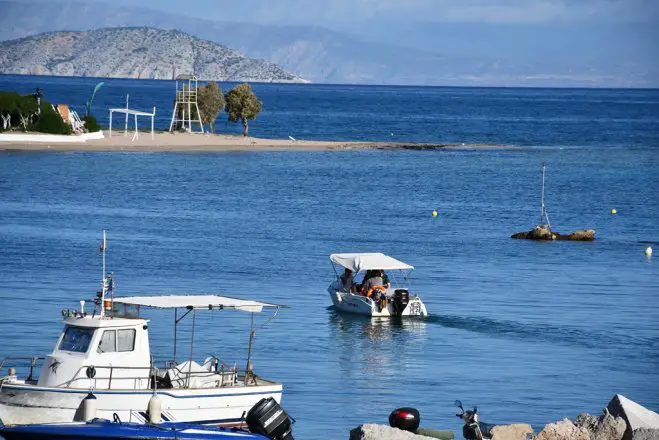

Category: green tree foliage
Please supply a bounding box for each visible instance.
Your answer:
[83,115,101,132]
[0,91,72,134]
[0,92,38,131]
[225,83,262,136]
[197,82,225,134]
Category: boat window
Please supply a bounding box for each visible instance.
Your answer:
[58,327,94,353]
[97,329,136,353]
[117,329,135,352]
[97,330,116,353]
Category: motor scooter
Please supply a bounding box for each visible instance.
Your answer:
[454,400,497,440]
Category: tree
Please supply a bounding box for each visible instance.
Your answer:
[197,82,225,134]
[225,83,262,137]
[0,92,38,131]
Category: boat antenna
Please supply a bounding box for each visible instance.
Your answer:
[540,163,551,230]
[100,230,107,319]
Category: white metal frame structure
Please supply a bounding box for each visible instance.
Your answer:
[168,74,204,134]
[108,94,156,141]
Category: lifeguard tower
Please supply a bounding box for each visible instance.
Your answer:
[168,74,204,133]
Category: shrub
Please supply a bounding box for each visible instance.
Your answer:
[35,103,72,135]
[83,115,101,132]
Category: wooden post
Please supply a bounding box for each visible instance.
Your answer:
[151,107,155,140]
[124,94,129,137]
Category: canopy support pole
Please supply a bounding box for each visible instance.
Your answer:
[173,308,177,363]
[187,308,196,388]
[245,313,255,386]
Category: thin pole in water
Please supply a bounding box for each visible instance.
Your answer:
[540,163,546,226]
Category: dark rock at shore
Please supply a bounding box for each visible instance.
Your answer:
[511,225,595,241]
[574,409,626,440]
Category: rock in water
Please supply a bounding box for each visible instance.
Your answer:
[511,225,553,240]
[562,229,596,241]
[511,227,595,241]
[574,410,626,440]
[350,424,438,440]
[536,419,590,440]
[490,423,534,440]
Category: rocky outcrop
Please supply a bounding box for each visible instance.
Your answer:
[574,410,627,440]
[511,226,595,241]
[0,27,306,82]
[536,419,590,440]
[349,424,439,440]
[349,395,657,440]
[490,423,534,440]
[607,394,659,440]
[631,429,659,440]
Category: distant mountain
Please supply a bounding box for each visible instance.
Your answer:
[0,27,304,82]
[0,1,656,87]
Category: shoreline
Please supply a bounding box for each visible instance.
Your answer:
[0,131,511,152]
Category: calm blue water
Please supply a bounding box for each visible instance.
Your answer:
[1,75,658,438]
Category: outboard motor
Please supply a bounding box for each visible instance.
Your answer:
[246,397,294,440]
[389,407,420,432]
[392,289,410,317]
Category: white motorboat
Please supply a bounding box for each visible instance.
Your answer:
[0,232,285,426]
[327,253,428,318]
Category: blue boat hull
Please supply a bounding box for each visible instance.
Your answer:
[0,418,267,439]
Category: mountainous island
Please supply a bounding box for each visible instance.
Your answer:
[0,1,655,87]
[0,27,305,82]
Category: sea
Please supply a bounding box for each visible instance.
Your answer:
[0,74,658,438]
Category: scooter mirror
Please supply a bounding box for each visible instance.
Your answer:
[454,400,463,410]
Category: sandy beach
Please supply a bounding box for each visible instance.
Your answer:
[0,131,509,152]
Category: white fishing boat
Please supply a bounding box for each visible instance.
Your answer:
[327,253,428,318]
[0,232,285,426]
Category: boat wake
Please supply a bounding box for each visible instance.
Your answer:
[426,314,658,355]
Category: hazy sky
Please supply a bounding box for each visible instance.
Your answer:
[42,0,659,25]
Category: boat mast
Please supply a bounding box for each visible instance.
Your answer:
[100,230,107,319]
[540,163,551,230]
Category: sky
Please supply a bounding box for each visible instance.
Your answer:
[39,0,659,25]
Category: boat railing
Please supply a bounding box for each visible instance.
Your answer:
[0,355,45,382]
[62,364,152,390]
[62,361,242,390]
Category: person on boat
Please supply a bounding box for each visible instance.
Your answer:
[339,268,355,292]
[363,269,389,298]
[357,269,374,295]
